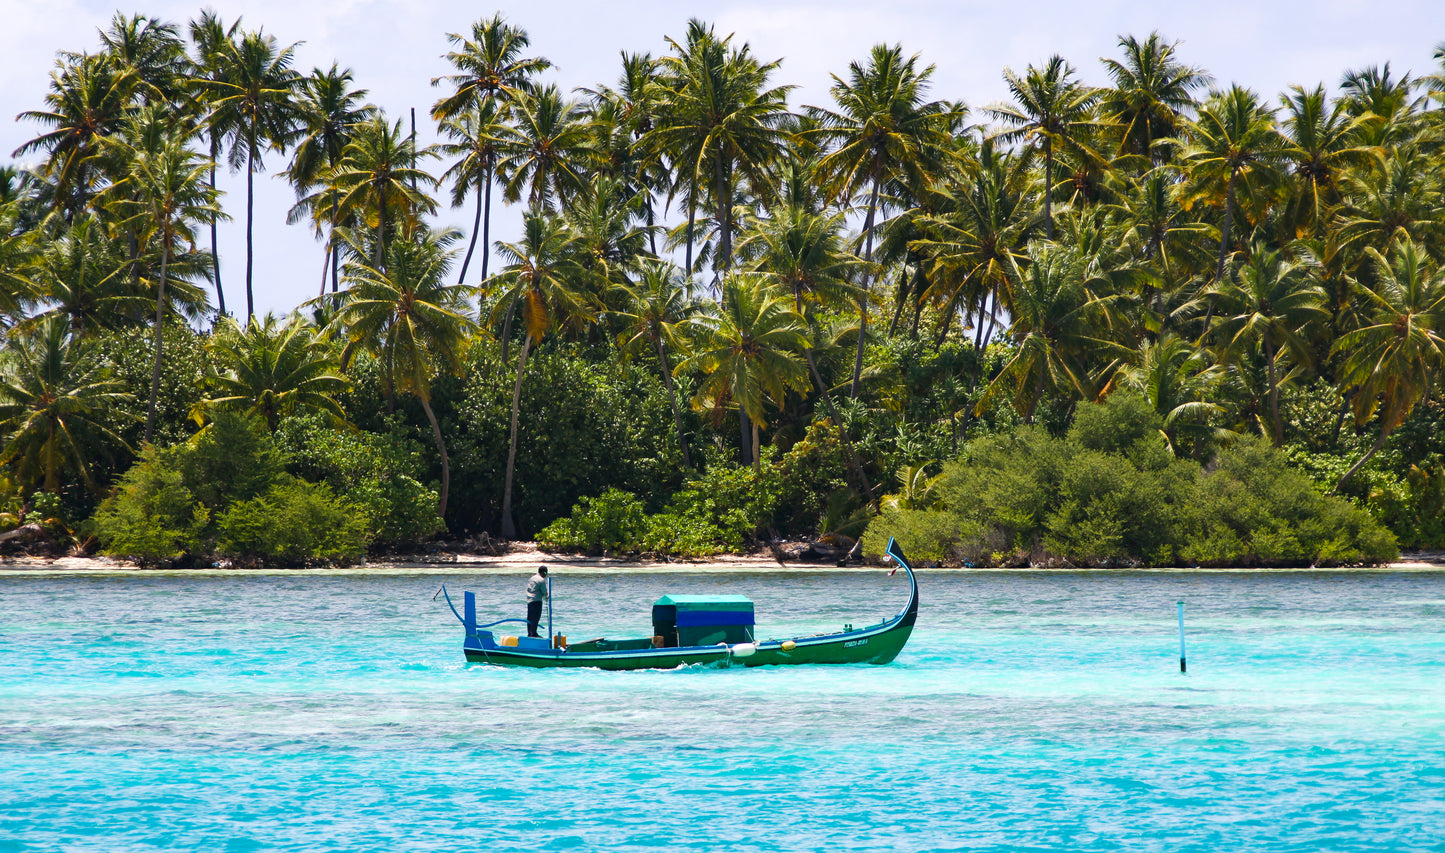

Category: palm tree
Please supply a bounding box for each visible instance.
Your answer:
[488,213,598,537]
[284,64,373,295]
[196,27,301,320]
[807,43,958,397]
[0,315,131,495]
[652,19,794,280]
[1175,85,1289,284]
[200,314,350,431]
[977,243,1131,421]
[1336,148,1445,257]
[0,202,38,322]
[495,85,591,212]
[435,101,505,283]
[986,55,1102,240]
[13,53,137,219]
[329,227,476,517]
[97,12,187,108]
[612,259,701,467]
[101,109,224,442]
[1278,84,1377,239]
[676,275,810,469]
[738,204,873,492]
[326,116,438,272]
[1207,244,1327,445]
[187,9,243,316]
[430,14,551,122]
[1121,332,1226,456]
[1332,238,1445,489]
[1097,32,1210,163]
[22,214,151,335]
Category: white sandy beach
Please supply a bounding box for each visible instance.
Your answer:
[2,540,1442,576]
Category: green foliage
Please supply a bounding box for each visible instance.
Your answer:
[864,392,1398,567]
[216,477,368,566]
[536,488,649,554]
[89,323,209,449]
[276,412,442,545]
[451,344,688,536]
[90,446,210,566]
[90,412,370,566]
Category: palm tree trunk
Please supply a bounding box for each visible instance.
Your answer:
[738,409,752,467]
[145,243,169,444]
[318,242,331,298]
[420,395,450,518]
[685,198,696,277]
[480,164,494,281]
[245,135,256,323]
[657,337,691,467]
[1043,138,1054,240]
[500,334,532,539]
[1336,425,1390,493]
[457,175,485,284]
[850,174,882,398]
[714,154,731,284]
[751,420,760,471]
[1214,171,1238,283]
[375,192,387,271]
[208,137,226,317]
[805,346,874,498]
[1264,330,1282,446]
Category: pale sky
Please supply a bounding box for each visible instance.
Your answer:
[2,0,1439,318]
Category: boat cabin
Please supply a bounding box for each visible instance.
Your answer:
[652,594,755,648]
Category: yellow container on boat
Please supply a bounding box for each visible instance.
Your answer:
[499,635,519,647]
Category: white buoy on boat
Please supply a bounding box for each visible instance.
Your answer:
[730,643,757,658]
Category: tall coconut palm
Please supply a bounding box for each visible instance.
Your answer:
[1175,85,1289,284]
[977,243,1131,421]
[187,9,243,316]
[326,115,438,272]
[430,14,551,122]
[101,109,224,442]
[22,214,151,335]
[652,19,794,281]
[196,28,301,320]
[1332,238,1445,488]
[329,227,475,517]
[739,204,873,493]
[495,84,591,212]
[284,65,373,295]
[986,55,1102,241]
[488,213,598,537]
[1207,244,1327,445]
[0,314,131,495]
[1097,32,1210,163]
[807,43,958,397]
[676,274,810,469]
[201,313,350,431]
[97,12,187,109]
[1278,84,1377,239]
[435,101,505,283]
[13,53,137,219]
[612,259,701,467]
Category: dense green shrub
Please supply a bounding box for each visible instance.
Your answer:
[89,447,210,566]
[90,412,371,566]
[863,393,1398,567]
[535,488,649,554]
[276,413,442,545]
[216,478,367,566]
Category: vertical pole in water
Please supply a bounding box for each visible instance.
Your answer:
[547,576,554,648]
[1177,600,1187,673]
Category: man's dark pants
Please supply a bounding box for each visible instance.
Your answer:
[527,600,543,637]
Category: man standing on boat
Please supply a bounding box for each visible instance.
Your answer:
[525,566,549,638]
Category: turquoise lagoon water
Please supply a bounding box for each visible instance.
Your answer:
[2,569,1443,852]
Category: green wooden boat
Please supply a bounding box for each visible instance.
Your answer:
[442,538,919,670]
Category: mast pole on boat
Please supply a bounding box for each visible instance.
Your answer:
[548,575,554,647]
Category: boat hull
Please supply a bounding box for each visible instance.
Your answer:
[463,610,916,670]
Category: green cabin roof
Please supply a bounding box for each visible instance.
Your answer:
[654,594,753,611]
